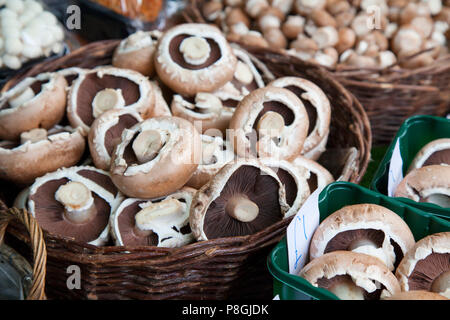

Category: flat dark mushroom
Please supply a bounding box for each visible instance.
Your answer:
[408,138,450,172]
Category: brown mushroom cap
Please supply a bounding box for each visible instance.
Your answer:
[408,138,450,172]
[155,23,238,96]
[382,290,449,300]
[299,251,401,300]
[88,108,143,171]
[268,77,331,159]
[0,125,86,185]
[112,30,162,77]
[309,204,416,271]
[110,116,201,199]
[229,86,309,160]
[67,66,155,135]
[394,165,450,208]
[260,158,310,217]
[27,166,124,245]
[189,158,290,241]
[396,232,450,298]
[0,72,68,141]
[186,135,235,189]
[110,187,196,247]
[291,155,334,192]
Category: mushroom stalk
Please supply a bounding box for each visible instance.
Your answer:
[329,277,365,300]
[20,128,48,144]
[431,270,450,298]
[180,36,211,65]
[134,198,183,236]
[92,88,126,118]
[55,181,96,224]
[226,195,259,222]
[132,129,164,164]
[257,111,285,138]
[9,87,35,109]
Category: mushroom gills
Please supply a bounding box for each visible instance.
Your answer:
[104,114,140,156]
[55,181,96,224]
[408,253,450,295]
[422,149,450,167]
[431,270,450,298]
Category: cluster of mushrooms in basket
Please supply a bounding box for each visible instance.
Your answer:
[201,0,450,69]
[298,203,450,300]
[0,22,336,247]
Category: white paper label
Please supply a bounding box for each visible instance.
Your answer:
[388,139,404,197]
[287,189,321,275]
[273,295,280,300]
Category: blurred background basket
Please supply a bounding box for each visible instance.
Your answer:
[0,39,371,300]
[185,0,450,145]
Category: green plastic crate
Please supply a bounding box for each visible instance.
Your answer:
[370,115,450,221]
[267,181,450,300]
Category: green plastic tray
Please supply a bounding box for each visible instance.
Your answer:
[370,115,450,221]
[267,181,450,300]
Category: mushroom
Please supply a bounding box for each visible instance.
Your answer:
[260,158,310,217]
[0,125,85,185]
[27,166,124,245]
[148,81,172,118]
[394,165,450,208]
[281,15,306,39]
[309,204,416,271]
[295,0,326,16]
[229,86,309,160]
[299,251,401,300]
[110,116,201,199]
[189,158,290,241]
[396,232,450,299]
[110,187,197,247]
[245,0,270,18]
[88,108,143,170]
[155,23,237,97]
[382,291,448,300]
[67,66,154,135]
[0,72,67,141]
[56,67,88,90]
[186,135,235,189]
[408,138,450,172]
[268,77,331,160]
[271,0,294,15]
[291,155,334,192]
[112,30,162,77]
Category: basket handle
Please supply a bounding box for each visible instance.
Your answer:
[0,207,47,300]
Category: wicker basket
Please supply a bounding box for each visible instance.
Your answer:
[185,0,450,145]
[0,40,371,300]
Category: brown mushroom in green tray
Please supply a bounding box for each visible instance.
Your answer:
[27,166,124,246]
[396,232,450,299]
[190,158,290,241]
[0,72,68,141]
[67,66,155,135]
[0,125,85,185]
[309,204,416,271]
[394,165,450,208]
[408,138,450,172]
[110,187,196,247]
[300,251,401,300]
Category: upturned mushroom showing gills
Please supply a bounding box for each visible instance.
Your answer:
[408,138,450,172]
[0,125,85,185]
[0,72,67,141]
[309,204,415,271]
[190,159,290,241]
[186,135,235,189]
[394,165,450,208]
[291,155,334,193]
[110,116,201,199]
[229,86,309,160]
[27,166,124,245]
[269,77,331,160]
[260,158,310,218]
[155,23,237,96]
[88,109,143,170]
[110,187,196,247]
[299,251,401,300]
[396,232,450,299]
[113,30,162,77]
[67,66,155,135]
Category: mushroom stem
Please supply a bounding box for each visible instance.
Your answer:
[257,111,285,138]
[329,277,365,300]
[132,129,164,164]
[348,238,377,251]
[179,36,211,65]
[92,88,126,118]
[20,128,48,144]
[226,195,259,222]
[9,87,35,108]
[134,198,183,236]
[55,181,96,224]
[431,270,450,298]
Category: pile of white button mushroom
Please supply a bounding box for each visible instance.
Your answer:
[0,0,65,70]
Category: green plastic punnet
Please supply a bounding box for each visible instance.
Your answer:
[267,181,450,300]
[370,115,450,220]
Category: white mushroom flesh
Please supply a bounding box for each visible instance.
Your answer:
[194,92,223,114]
[132,129,166,164]
[329,277,365,300]
[257,111,285,138]
[431,270,450,298]
[8,86,35,108]
[92,88,126,118]
[225,195,260,222]
[55,181,95,224]
[20,128,47,144]
[234,60,254,85]
[179,36,211,65]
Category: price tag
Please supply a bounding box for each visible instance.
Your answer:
[287,189,320,275]
[388,139,404,197]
